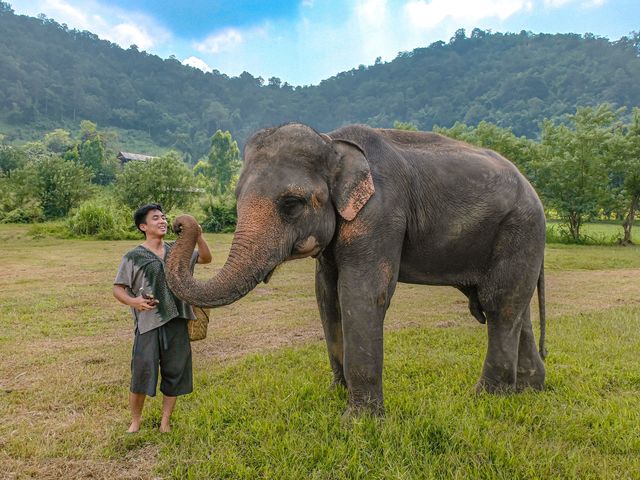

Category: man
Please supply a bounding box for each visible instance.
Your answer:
[113,203,212,433]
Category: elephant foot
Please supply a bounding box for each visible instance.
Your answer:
[341,390,385,422]
[515,368,545,392]
[340,403,385,423]
[475,376,516,395]
[330,373,347,390]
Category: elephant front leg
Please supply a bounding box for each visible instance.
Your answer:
[316,256,346,389]
[338,265,396,417]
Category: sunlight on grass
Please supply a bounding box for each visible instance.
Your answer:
[0,223,639,478]
[151,306,640,479]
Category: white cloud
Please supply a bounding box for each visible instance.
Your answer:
[543,0,573,6]
[543,0,607,7]
[111,23,156,50]
[15,0,171,50]
[405,0,531,29]
[182,56,213,73]
[194,28,244,54]
[356,0,388,28]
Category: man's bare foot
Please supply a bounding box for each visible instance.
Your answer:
[127,419,141,433]
[159,422,171,433]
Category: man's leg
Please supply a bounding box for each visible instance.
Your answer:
[160,395,177,433]
[128,392,146,433]
[158,319,193,433]
[129,328,160,433]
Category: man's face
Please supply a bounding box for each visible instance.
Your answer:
[140,209,167,238]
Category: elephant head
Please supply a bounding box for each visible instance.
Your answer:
[165,123,375,307]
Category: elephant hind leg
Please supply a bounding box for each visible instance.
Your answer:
[476,220,544,394]
[475,304,523,394]
[516,306,545,391]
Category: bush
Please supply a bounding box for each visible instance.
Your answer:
[546,222,622,245]
[0,202,43,224]
[10,155,94,219]
[201,194,237,233]
[67,201,138,240]
[28,221,71,239]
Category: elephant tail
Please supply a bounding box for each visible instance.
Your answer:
[537,263,547,360]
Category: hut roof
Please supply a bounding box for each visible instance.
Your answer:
[117,151,155,163]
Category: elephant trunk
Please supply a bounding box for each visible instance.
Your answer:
[166,199,286,308]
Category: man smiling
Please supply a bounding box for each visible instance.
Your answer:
[113,203,212,433]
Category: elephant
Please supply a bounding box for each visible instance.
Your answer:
[166,123,547,417]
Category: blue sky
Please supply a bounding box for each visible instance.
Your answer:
[10,0,640,85]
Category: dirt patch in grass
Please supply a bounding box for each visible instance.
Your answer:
[1,444,159,480]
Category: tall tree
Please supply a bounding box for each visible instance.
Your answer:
[115,152,197,212]
[194,130,242,195]
[609,107,640,244]
[11,154,93,219]
[536,105,618,242]
[77,120,116,184]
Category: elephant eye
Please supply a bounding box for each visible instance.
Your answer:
[279,195,306,219]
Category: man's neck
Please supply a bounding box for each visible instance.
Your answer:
[142,236,164,250]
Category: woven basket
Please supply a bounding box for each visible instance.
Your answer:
[188,306,210,341]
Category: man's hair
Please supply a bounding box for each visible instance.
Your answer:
[134,203,164,234]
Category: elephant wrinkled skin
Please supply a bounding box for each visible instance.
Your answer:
[166,123,547,417]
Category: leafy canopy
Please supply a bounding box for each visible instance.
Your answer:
[115,152,198,212]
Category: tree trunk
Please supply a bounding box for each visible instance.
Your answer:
[621,193,640,246]
[568,213,581,243]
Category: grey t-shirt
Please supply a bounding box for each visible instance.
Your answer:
[114,243,199,334]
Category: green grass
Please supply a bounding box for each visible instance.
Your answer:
[151,308,640,479]
[1,223,639,479]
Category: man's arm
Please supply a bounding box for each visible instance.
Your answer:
[113,284,156,311]
[196,227,212,264]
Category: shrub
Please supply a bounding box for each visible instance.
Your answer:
[201,194,237,233]
[28,221,71,239]
[0,202,44,224]
[10,155,94,219]
[67,201,138,240]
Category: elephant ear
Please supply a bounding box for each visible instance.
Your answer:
[328,139,375,221]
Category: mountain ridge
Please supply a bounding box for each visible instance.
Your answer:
[1,2,639,159]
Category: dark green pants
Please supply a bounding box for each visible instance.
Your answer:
[130,318,193,397]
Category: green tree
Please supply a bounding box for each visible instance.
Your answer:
[43,129,73,154]
[77,120,116,184]
[0,144,27,176]
[196,130,242,195]
[11,155,94,219]
[200,193,237,233]
[115,152,197,212]
[536,105,618,242]
[608,107,640,244]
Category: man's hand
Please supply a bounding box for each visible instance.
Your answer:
[113,284,158,311]
[130,295,157,311]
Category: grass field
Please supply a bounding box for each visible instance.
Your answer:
[1,224,639,479]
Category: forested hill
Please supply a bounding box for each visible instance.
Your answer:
[1,1,639,160]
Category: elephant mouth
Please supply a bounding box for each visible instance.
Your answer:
[262,236,322,284]
[263,267,277,284]
[288,236,322,260]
